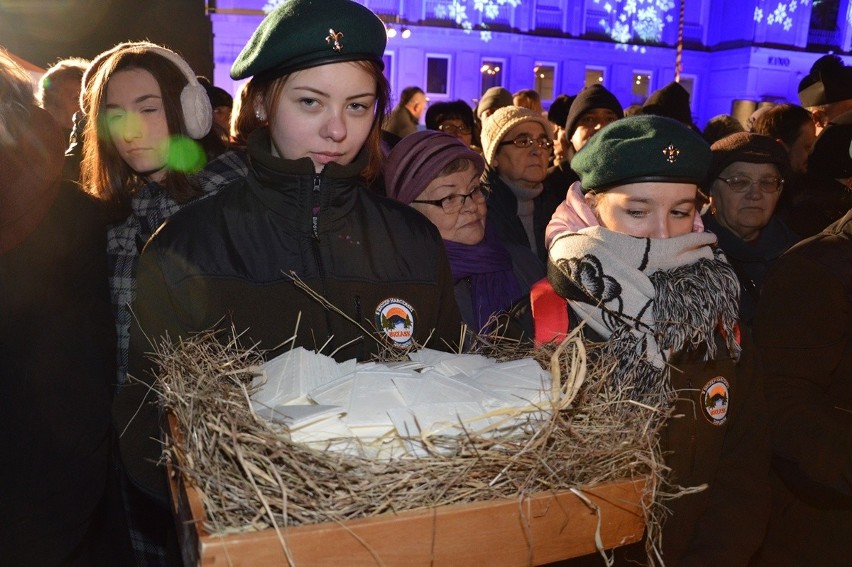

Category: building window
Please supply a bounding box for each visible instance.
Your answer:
[631,71,652,104]
[810,0,840,30]
[534,63,557,101]
[584,67,605,88]
[480,59,504,94]
[426,55,450,96]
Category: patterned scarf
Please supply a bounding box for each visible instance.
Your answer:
[548,226,741,401]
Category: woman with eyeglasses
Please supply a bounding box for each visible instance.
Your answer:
[424,99,480,152]
[384,131,536,335]
[480,106,554,270]
[702,132,800,325]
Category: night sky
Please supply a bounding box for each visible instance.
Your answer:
[0,0,213,78]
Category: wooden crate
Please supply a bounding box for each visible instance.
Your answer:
[167,419,646,566]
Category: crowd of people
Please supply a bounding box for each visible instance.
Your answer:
[1,0,850,565]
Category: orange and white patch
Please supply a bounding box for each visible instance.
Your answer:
[375,298,415,348]
[701,376,730,425]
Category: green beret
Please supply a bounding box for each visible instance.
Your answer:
[572,115,711,193]
[230,0,386,81]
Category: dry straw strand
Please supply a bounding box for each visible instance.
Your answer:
[155,325,679,564]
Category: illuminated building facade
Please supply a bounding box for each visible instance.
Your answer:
[208,0,852,127]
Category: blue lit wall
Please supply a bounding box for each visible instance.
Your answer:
[210,0,852,129]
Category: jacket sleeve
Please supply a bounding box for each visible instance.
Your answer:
[753,249,852,497]
[678,330,772,565]
[112,237,198,504]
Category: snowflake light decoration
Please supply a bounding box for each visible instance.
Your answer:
[433,0,522,37]
[598,0,676,45]
[753,1,804,32]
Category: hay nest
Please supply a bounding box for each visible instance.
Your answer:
[156,326,675,562]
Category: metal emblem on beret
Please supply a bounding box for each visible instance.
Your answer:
[662,144,680,163]
[326,29,344,52]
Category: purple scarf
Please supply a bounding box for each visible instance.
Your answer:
[443,224,522,330]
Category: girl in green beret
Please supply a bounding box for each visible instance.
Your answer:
[540,115,771,564]
[114,0,462,539]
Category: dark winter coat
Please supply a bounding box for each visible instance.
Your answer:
[0,108,122,564]
[483,167,555,266]
[782,176,852,239]
[702,213,800,325]
[535,297,770,565]
[114,127,462,502]
[753,209,852,566]
[383,104,419,138]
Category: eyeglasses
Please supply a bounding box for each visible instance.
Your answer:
[438,123,472,136]
[499,135,553,151]
[717,175,784,193]
[412,185,490,214]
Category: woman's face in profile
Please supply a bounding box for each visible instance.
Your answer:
[266,61,377,173]
[586,181,698,239]
[411,162,486,245]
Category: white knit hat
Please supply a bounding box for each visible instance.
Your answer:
[480,105,553,167]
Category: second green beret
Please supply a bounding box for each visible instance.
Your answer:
[572,114,711,193]
[230,0,387,81]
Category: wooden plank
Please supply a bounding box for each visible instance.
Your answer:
[166,416,646,566]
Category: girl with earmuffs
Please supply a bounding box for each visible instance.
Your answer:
[80,42,228,389]
[80,41,233,565]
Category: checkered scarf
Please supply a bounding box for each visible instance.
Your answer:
[107,149,249,386]
[548,227,741,401]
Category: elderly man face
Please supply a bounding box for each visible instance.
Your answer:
[710,161,783,241]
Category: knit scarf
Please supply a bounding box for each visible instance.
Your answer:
[502,175,543,256]
[549,226,741,401]
[444,224,522,331]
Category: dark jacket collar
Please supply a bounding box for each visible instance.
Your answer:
[245,127,369,230]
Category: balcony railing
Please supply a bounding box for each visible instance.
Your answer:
[535,7,563,31]
[808,28,840,46]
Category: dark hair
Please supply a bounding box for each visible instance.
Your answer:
[424,100,474,131]
[399,86,424,106]
[751,103,813,148]
[255,59,390,184]
[81,46,205,220]
[702,114,745,145]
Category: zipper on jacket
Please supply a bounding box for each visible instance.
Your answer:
[310,174,334,340]
[311,174,321,239]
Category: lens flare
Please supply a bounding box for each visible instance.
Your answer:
[165,135,206,173]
